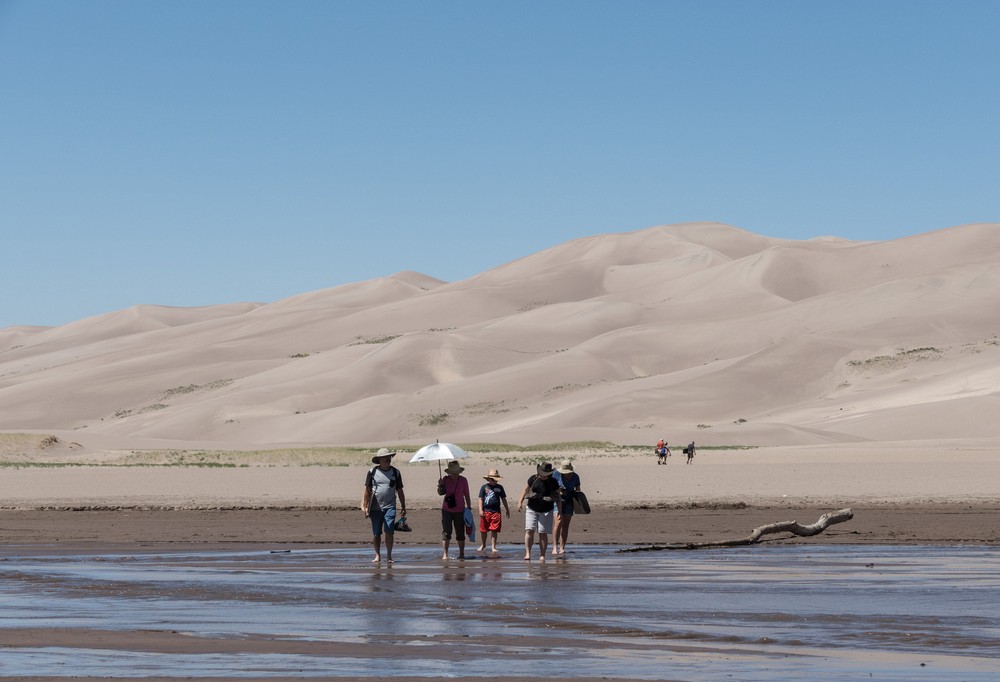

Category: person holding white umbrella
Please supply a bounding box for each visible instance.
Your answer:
[438,460,472,560]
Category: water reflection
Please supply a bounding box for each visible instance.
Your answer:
[0,545,997,680]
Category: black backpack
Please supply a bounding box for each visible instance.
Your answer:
[367,465,400,489]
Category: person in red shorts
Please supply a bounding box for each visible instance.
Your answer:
[476,469,510,554]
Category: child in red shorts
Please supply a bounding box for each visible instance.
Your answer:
[476,469,510,553]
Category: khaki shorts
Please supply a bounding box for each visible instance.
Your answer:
[524,508,554,534]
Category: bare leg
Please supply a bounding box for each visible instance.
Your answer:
[558,516,572,554]
[524,529,534,560]
[490,531,499,552]
[441,538,450,561]
[538,532,548,562]
[372,535,382,563]
[385,532,394,563]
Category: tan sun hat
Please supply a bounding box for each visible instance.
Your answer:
[557,459,574,474]
[483,469,503,481]
[371,447,396,464]
[444,460,465,475]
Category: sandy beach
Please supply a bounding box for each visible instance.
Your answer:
[2,443,997,549]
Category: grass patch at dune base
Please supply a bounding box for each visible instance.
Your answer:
[0,435,759,468]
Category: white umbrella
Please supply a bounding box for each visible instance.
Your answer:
[409,439,469,477]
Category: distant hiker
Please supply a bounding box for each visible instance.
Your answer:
[362,447,406,564]
[438,460,472,560]
[517,462,560,561]
[684,441,696,464]
[656,439,671,465]
[552,459,582,557]
[476,469,510,554]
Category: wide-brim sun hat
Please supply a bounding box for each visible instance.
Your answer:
[444,460,465,475]
[536,462,554,477]
[483,469,503,481]
[557,459,574,474]
[371,447,397,464]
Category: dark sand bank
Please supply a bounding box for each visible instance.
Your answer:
[1,504,998,551]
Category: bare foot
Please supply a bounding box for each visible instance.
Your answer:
[386,558,394,564]
[371,557,381,563]
[523,555,531,561]
[441,554,449,561]
[476,546,485,552]
[539,555,546,562]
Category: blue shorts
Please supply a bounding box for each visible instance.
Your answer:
[370,507,397,537]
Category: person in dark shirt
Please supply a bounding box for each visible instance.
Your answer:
[516,462,559,561]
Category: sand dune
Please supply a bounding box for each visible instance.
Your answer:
[2,222,999,450]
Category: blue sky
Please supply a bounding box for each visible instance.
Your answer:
[2,1,998,329]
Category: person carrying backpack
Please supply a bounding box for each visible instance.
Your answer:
[362,448,406,564]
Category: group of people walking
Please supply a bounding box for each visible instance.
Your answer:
[362,448,582,564]
[655,438,696,465]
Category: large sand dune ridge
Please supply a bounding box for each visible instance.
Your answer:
[2,222,999,450]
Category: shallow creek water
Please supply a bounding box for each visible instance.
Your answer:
[0,544,997,680]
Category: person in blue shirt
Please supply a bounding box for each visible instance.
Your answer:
[552,459,581,557]
[476,468,510,553]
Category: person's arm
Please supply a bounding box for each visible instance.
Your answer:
[397,487,406,516]
[361,485,371,518]
[463,478,472,508]
[502,494,510,517]
[477,487,485,516]
[517,485,529,512]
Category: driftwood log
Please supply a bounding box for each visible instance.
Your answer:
[619,508,854,552]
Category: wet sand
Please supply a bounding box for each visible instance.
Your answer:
[1,504,998,550]
[1,446,998,679]
[1,544,998,681]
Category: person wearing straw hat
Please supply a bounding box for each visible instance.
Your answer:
[475,469,510,554]
[361,448,406,564]
[438,460,472,560]
[516,462,560,561]
[552,459,582,557]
